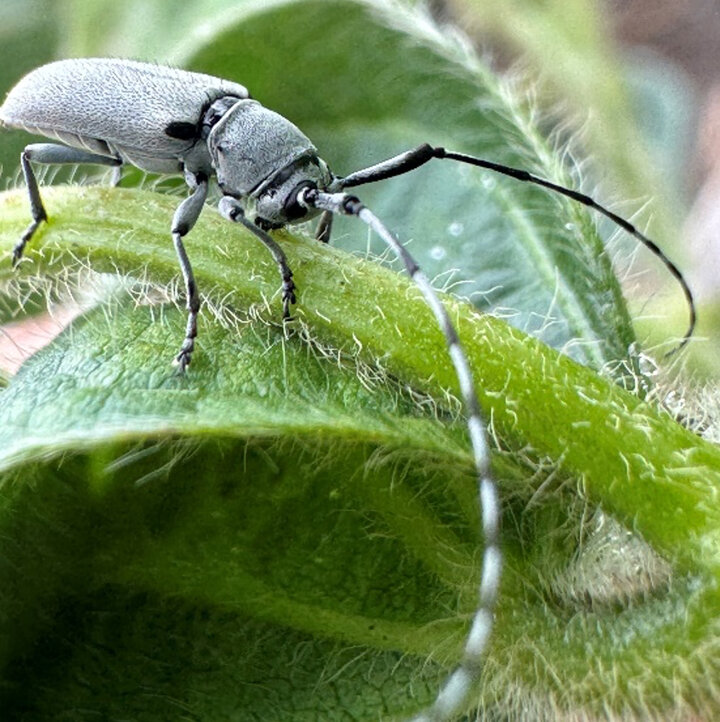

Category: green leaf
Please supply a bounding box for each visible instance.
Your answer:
[0,303,472,719]
[1,186,720,718]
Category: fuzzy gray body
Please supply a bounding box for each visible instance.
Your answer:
[0,58,249,174]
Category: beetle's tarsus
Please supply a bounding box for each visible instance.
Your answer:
[174,356,190,373]
[282,279,296,319]
[173,341,194,374]
[12,211,46,266]
[11,242,25,267]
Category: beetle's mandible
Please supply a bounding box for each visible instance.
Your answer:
[0,57,696,721]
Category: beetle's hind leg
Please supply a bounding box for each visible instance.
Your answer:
[13,143,122,266]
[15,148,47,266]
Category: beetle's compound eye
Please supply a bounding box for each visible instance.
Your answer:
[283,181,316,221]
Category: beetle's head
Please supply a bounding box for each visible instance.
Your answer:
[208,99,332,228]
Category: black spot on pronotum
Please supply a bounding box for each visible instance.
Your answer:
[164,121,197,140]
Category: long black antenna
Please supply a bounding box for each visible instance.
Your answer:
[336,143,696,355]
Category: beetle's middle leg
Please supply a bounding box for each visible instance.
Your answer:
[13,143,121,266]
[171,172,209,372]
[314,210,333,243]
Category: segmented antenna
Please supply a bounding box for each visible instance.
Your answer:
[302,188,501,721]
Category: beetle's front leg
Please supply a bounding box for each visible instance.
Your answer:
[171,172,208,372]
[218,196,296,320]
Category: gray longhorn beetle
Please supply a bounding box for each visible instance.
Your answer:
[0,58,695,721]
